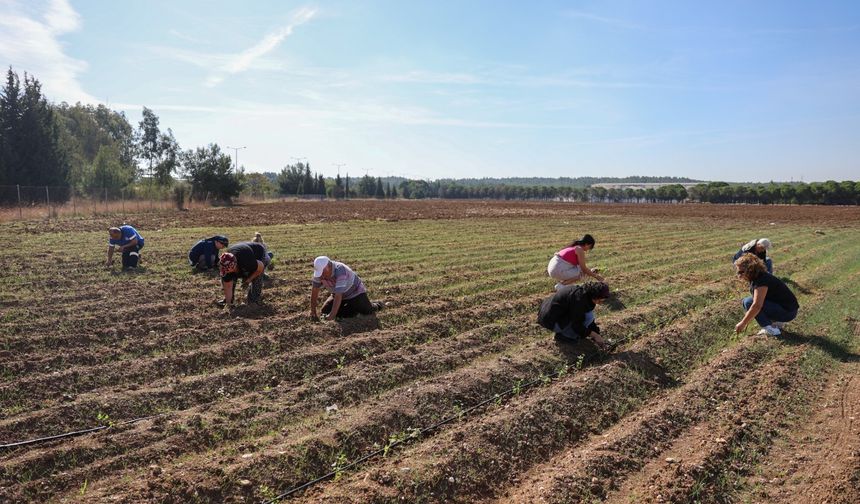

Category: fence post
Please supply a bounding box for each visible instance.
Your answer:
[45,186,50,218]
[121,189,125,213]
[17,184,22,219]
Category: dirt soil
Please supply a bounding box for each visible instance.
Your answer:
[739,359,860,504]
[0,200,858,504]
[5,199,860,235]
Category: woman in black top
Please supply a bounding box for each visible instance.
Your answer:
[537,282,611,349]
[734,254,798,336]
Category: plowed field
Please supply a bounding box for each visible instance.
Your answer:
[1,200,859,503]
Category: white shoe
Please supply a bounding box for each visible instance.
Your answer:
[757,325,781,336]
[772,321,785,329]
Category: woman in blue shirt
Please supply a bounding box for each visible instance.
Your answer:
[188,235,229,271]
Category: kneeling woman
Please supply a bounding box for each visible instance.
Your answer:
[547,234,604,289]
[537,281,611,349]
[188,235,228,271]
[218,241,270,305]
[734,254,798,336]
[309,256,382,320]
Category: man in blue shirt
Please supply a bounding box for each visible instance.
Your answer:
[107,225,145,269]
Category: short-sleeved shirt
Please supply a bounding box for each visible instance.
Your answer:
[556,246,581,265]
[311,261,367,300]
[750,272,799,311]
[222,242,267,282]
[109,225,144,248]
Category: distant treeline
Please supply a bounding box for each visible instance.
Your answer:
[437,175,700,188]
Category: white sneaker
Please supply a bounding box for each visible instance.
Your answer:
[757,325,781,336]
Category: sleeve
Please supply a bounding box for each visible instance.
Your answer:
[206,242,216,268]
[569,293,589,337]
[311,277,322,288]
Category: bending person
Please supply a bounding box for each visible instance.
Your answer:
[734,254,798,336]
[733,238,772,274]
[310,256,382,320]
[537,281,611,349]
[547,234,604,289]
[106,225,145,269]
[188,235,228,272]
[218,241,270,306]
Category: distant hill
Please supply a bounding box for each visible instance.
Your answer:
[435,176,702,188]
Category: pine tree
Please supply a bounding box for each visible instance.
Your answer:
[375,177,385,199]
[0,68,22,186]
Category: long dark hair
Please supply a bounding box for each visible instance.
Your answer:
[569,234,596,248]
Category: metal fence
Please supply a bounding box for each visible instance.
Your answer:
[0,185,189,221]
[0,185,322,221]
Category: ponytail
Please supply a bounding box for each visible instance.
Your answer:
[569,234,596,248]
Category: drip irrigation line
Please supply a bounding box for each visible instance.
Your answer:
[263,335,631,503]
[0,413,169,451]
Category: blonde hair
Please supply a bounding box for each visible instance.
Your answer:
[734,253,766,280]
[253,232,264,244]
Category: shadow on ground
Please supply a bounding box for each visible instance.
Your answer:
[778,330,860,363]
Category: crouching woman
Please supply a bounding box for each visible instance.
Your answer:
[734,254,798,336]
[537,281,611,349]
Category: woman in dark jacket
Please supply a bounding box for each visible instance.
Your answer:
[537,281,611,349]
[188,235,229,271]
[734,253,798,336]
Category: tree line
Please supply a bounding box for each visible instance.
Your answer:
[0,68,244,203]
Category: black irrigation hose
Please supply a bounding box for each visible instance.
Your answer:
[0,413,169,451]
[263,335,630,503]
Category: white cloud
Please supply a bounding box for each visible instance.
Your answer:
[204,6,316,87]
[0,0,96,103]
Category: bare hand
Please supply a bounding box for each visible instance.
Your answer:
[734,322,746,334]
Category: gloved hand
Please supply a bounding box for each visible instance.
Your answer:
[588,321,600,334]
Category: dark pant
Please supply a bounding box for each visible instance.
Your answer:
[742,296,798,327]
[122,244,143,268]
[322,292,376,318]
[192,254,217,271]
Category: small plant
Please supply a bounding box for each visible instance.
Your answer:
[96,412,114,427]
[79,479,88,496]
[258,484,276,500]
[331,451,349,481]
[452,402,465,420]
[557,362,570,378]
[335,355,346,370]
[512,379,524,396]
[576,354,586,370]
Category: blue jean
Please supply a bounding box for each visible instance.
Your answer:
[553,311,595,341]
[742,296,797,327]
[765,258,773,274]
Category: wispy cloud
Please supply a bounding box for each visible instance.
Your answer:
[204,7,317,87]
[562,9,646,31]
[0,0,96,103]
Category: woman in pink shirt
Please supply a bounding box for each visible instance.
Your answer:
[547,234,604,289]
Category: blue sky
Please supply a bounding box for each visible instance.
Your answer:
[2,0,859,182]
